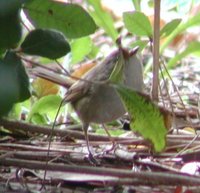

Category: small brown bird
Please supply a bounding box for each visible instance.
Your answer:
[64,45,143,158]
[32,41,144,159]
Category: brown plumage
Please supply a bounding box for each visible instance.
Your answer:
[64,47,143,157]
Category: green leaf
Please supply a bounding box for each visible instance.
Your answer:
[86,0,118,41]
[160,19,182,38]
[21,29,71,59]
[0,51,30,117]
[23,0,97,38]
[160,12,200,53]
[123,11,153,38]
[109,49,125,83]
[163,0,192,14]
[115,85,167,152]
[30,113,48,125]
[88,42,99,59]
[0,60,17,116]
[0,49,6,57]
[71,36,92,64]
[132,0,141,11]
[4,51,30,102]
[0,10,22,49]
[167,41,200,68]
[130,40,148,52]
[28,95,62,123]
[10,99,30,119]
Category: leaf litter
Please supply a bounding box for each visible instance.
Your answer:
[1,57,200,193]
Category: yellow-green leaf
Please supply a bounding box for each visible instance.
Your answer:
[108,49,125,83]
[160,19,182,38]
[87,0,118,41]
[123,11,153,38]
[115,85,167,152]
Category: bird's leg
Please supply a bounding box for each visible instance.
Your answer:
[83,123,92,155]
[102,124,117,153]
[82,123,99,164]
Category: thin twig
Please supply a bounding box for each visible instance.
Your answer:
[151,0,161,101]
[42,99,65,184]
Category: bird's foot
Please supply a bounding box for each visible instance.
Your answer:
[84,152,101,166]
[103,142,118,155]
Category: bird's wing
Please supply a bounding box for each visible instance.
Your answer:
[64,79,90,103]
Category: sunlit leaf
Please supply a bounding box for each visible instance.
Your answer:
[167,41,200,68]
[163,0,192,14]
[160,19,182,38]
[71,61,96,79]
[32,78,59,98]
[71,36,92,64]
[23,0,97,38]
[11,100,30,119]
[130,40,149,52]
[28,95,62,123]
[86,0,118,41]
[115,85,167,152]
[160,12,200,53]
[30,113,48,125]
[109,49,125,83]
[123,11,153,38]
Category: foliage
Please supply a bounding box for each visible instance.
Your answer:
[167,41,200,68]
[86,0,118,41]
[0,0,96,121]
[27,95,62,124]
[21,29,71,59]
[0,0,199,154]
[70,37,93,64]
[108,49,125,83]
[32,78,59,98]
[123,11,153,38]
[125,1,200,69]
[115,85,167,152]
[160,19,182,38]
[0,1,23,50]
[23,0,97,38]
[0,51,30,117]
[160,12,200,68]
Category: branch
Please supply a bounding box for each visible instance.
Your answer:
[1,157,200,186]
[0,118,145,143]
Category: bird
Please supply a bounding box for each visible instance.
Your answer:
[63,43,144,159]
